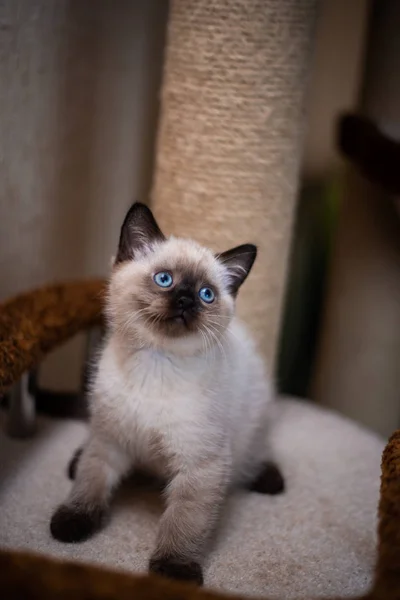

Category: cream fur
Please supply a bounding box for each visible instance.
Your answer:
[53,233,276,567]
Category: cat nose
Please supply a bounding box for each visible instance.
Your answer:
[177,295,194,310]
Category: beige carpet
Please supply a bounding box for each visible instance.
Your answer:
[0,398,384,599]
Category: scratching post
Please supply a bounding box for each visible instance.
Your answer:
[151,0,318,368]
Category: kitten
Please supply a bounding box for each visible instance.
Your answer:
[50,202,284,586]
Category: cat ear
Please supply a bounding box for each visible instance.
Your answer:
[115,202,165,263]
[216,244,257,295]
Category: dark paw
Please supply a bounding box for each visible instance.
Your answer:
[50,504,107,543]
[250,462,285,495]
[149,557,203,586]
[67,447,83,480]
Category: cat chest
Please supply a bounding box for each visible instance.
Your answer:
[103,381,207,464]
[94,350,214,466]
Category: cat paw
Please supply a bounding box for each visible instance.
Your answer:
[50,504,106,543]
[149,557,204,586]
[249,462,285,495]
[67,447,83,480]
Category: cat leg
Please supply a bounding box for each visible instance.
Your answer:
[50,434,130,543]
[67,446,83,480]
[248,460,285,495]
[149,458,229,586]
[246,434,285,495]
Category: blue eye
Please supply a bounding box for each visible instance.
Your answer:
[199,287,215,303]
[154,271,173,288]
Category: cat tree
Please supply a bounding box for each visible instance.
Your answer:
[151,0,318,368]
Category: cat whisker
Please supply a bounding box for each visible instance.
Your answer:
[199,328,211,363]
[207,319,240,344]
[206,322,234,354]
[207,314,232,321]
[200,325,214,361]
[199,325,211,358]
[120,307,151,333]
[203,324,226,362]
[206,321,238,354]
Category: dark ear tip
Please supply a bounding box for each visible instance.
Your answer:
[129,201,152,213]
[121,201,149,223]
[121,201,159,227]
[116,200,164,264]
[244,243,257,261]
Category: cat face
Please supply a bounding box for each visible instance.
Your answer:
[106,203,257,355]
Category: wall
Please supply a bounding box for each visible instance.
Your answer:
[312,0,400,437]
[0,1,168,390]
[303,0,370,180]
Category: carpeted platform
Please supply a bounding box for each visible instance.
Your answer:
[0,397,384,598]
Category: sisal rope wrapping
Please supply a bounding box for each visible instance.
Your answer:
[151,0,318,368]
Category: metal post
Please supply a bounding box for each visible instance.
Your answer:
[6,371,37,438]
